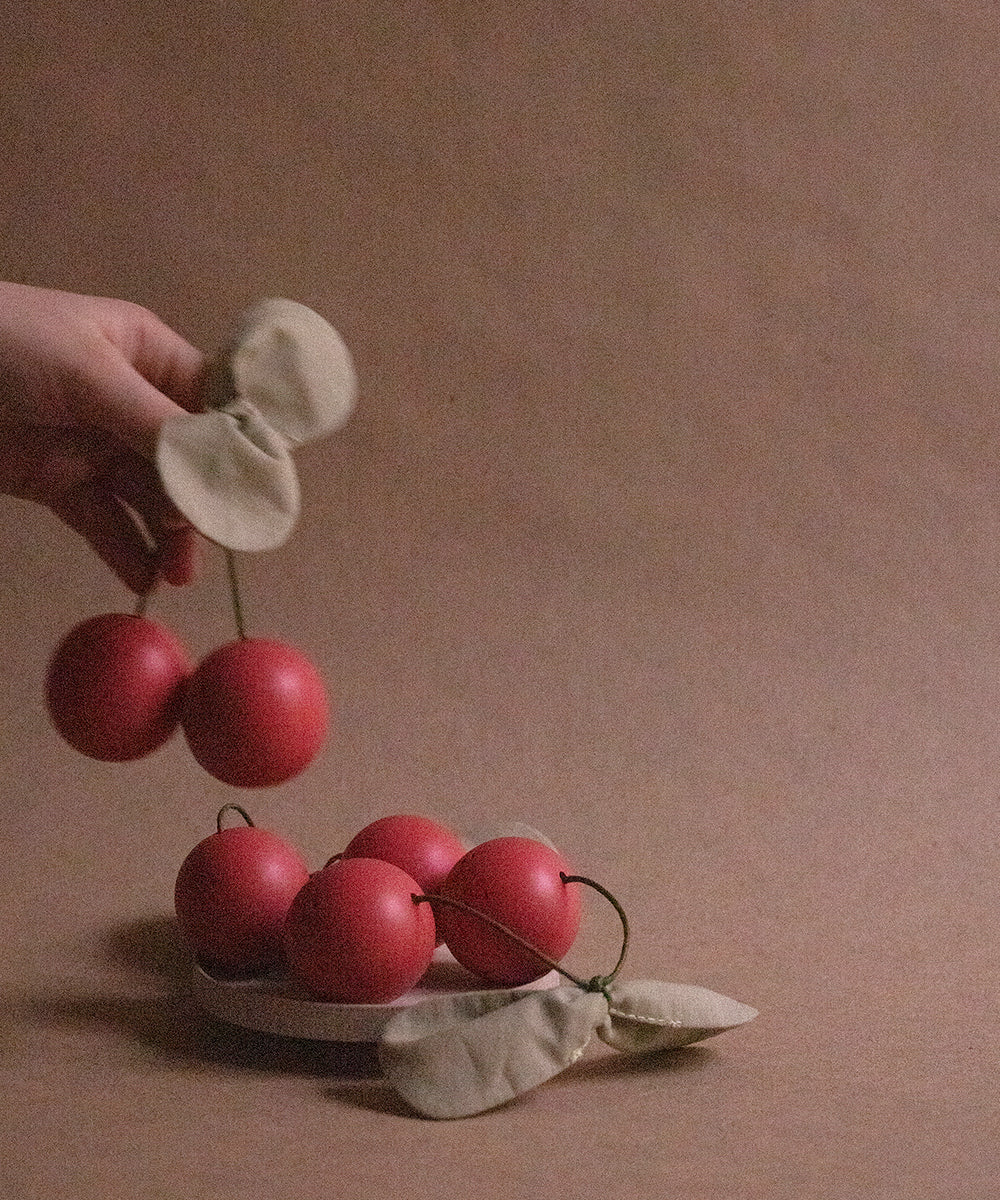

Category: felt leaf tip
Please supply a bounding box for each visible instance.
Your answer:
[599,980,758,1053]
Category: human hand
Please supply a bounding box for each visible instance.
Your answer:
[0,282,206,592]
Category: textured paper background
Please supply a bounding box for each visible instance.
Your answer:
[2,4,998,1197]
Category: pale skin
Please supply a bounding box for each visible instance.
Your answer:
[0,282,206,593]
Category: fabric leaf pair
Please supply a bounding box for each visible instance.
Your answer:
[157,298,357,552]
[379,978,757,1119]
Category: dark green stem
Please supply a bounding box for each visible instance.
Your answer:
[560,873,630,983]
[415,873,630,996]
[134,542,170,617]
[217,804,255,832]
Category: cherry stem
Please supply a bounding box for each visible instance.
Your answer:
[217,803,255,832]
[225,548,248,640]
[414,874,630,997]
[134,547,166,617]
[560,873,631,983]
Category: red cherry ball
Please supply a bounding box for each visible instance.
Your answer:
[342,814,466,894]
[436,837,582,986]
[175,819,310,973]
[45,612,192,761]
[181,637,328,788]
[283,857,436,1003]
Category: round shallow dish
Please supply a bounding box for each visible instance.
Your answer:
[192,947,559,1042]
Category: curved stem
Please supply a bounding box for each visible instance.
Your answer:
[225,549,247,640]
[560,873,630,983]
[134,543,170,617]
[217,803,255,832]
[134,561,162,618]
[415,875,631,996]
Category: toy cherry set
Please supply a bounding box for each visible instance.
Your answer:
[43,301,757,1118]
[178,805,757,1120]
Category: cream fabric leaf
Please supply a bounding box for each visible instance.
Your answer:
[598,980,758,1053]
[379,986,608,1120]
[156,298,357,551]
[227,299,357,444]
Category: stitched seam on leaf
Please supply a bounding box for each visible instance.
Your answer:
[608,1007,683,1028]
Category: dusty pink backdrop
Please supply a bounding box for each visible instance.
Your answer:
[2,4,997,1197]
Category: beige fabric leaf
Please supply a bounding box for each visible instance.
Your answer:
[227,299,357,444]
[156,298,357,551]
[598,980,758,1053]
[379,986,608,1120]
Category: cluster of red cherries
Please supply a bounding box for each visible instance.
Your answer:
[45,608,327,788]
[174,809,584,1004]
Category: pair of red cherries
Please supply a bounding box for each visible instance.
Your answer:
[45,605,328,788]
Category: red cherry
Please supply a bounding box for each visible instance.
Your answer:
[340,814,466,946]
[284,857,436,1003]
[45,612,192,761]
[175,807,310,973]
[181,638,328,787]
[435,837,582,986]
[341,814,466,894]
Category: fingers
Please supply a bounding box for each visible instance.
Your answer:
[49,480,163,595]
[103,450,201,587]
[157,525,199,587]
[84,345,206,461]
[0,426,201,592]
[83,306,207,561]
[67,300,207,460]
[51,479,200,593]
[112,303,207,413]
[0,288,209,589]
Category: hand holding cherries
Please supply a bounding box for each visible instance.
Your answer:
[174,808,600,1005]
[41,298,356,784]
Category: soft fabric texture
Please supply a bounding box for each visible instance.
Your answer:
[597,980,759,1054]
[156,298,357,551]
[379,978,757,1119]
[379,987,608,1120]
